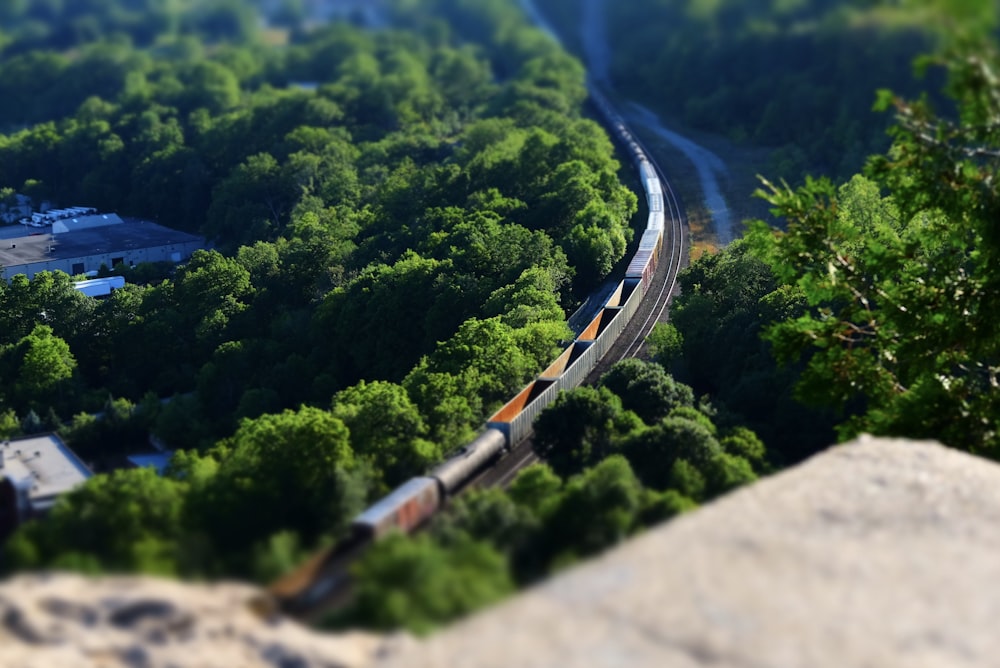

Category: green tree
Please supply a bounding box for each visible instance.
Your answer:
[638,488,698,526]
[341,533,514,635]
[429,487,539,564]
[315,252,464,385]
[506,462,563,518]
[720,426,768,471]
[5,467,188,575]
[621,415,722,491]
[418,316,537,408]
[665,237,833,463]
[543,455,643,562]
[482,266,567,329]
[205,152,295,249]
[703,452,757,497]
[331,380,442,489]
[3,324,77,409]
[192,406,365,564]
[647,322,684,371]
[533,386,643,478]
[402,367,479,449]
[748,164,1000,452]
[599,359,696,425]
[0,409,19,439]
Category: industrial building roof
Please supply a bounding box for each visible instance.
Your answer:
[0,434,92,505]
[0,216,202,271]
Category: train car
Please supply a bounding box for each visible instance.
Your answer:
[605,278,644,324]
[625,229,663,292]
[646,226,665,255]
[487,378,560,448]
[648,192,664,214]
[639,160,657,184]
[350,476,441,540]
[539,339,598,395]
[645,176,663,213]
[625,251,655,293]
[648,210,665,231]
[430,428,507,493]
[577,306,627,361]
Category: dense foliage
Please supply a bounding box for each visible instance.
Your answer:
[647,239,837,464]
[745,38,1000,456]
[538,0,996,180]
[653,30,1000,463]
[5,0,999,636]
[326,2,1000,634]
[331,6,1000,633]
[330,359,767,633]
[0,0,640,578]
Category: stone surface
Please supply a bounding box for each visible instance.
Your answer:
[0,572,402,667]
[381,436,1000,668]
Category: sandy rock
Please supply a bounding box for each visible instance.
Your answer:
[0,572,402,667]
[382,436,1000,668]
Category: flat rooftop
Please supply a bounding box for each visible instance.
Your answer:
[0,434,91,503]
[0,216,203,270]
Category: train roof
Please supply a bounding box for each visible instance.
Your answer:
[639,228,662,248]
[350,476,438,529]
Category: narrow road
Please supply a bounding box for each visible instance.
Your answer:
[578,0,735,244]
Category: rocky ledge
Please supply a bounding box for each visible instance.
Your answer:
[0,572,400,667]
[382,435,1000,667]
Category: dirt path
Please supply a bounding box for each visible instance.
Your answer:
[629,113,775,258]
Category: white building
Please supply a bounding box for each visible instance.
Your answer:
[0,434,92,538]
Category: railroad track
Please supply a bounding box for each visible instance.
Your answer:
[582,142,688,383]
[471,116,689,493]
[622,158,686,359]
[273,57,690,628]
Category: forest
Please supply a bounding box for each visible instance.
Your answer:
[0,0,998,636]
[540,0,993,181]
[0,0,639,579]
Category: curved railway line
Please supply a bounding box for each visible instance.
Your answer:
[622,156,686,360]
[270,81,690,619]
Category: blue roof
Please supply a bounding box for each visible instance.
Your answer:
[126,452,174,476]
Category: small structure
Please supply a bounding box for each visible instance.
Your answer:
[0,434,92,539]
[72,275,126,298]
[307,0,386,26]
[125,452,174,476]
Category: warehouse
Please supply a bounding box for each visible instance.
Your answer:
[0,213,205,280]
[0,434,92,539]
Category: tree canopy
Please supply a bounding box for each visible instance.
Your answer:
[0,0,642,583]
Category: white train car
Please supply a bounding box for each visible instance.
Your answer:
[648,210,665,231]
[625,229,663,292]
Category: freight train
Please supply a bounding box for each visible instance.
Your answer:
[272,86,673,612]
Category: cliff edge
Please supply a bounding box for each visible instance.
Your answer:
[0,572,401,667]
[382,435,1000,667]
